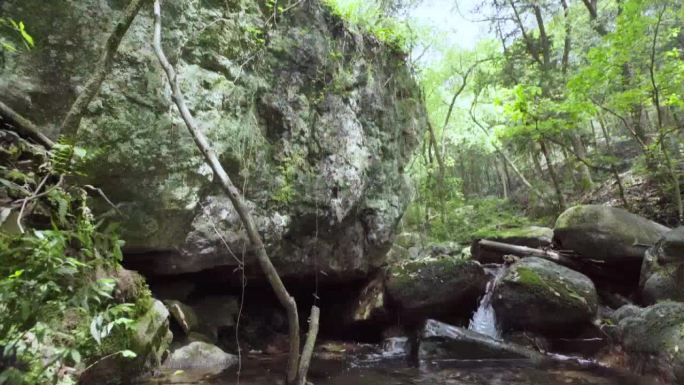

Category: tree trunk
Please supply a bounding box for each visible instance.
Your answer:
[498,159,508,199]
[531,151,545,180]
[648,7,683,224]
[570,133,594,191]
[539,139,566,211]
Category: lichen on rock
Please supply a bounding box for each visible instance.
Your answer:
[0,0,425,282]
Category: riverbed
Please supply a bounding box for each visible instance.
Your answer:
[138,350,657,385]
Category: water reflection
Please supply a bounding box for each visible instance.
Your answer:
[138,352,654,385]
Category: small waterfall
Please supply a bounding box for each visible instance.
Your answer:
[468,265,507,339]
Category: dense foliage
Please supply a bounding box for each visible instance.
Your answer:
[0,137,148,385]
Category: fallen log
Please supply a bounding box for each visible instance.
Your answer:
[477,239,580,268]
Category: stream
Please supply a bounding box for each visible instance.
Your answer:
[138,351,652,385]
[468,265,506,339]
[137,266,655,385]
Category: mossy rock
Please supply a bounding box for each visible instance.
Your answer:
[1,0,425,283]
[554,205,669,262]
[491,257,598,335]
[617,301,684,383]
[385,256,487,321]
[554,205,669,283]
[640,226,684,304]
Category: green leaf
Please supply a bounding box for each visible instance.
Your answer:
[120,350,137,358]
[70,349,82,364]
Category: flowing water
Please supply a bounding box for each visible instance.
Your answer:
[468,265,507,339]
[138,352,653,385]
[136,265,654,385]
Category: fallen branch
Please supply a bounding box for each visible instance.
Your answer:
[297,305,320,385]
[59,0,147,140]
[0,101,54,148]
[152,2,313,383]
[477,239,580,268]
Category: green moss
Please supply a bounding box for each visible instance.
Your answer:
[509,261,593,311]
[514,267,544,286]
[473,226,552,240]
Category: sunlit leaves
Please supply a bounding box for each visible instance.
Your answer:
[0,18,34,52]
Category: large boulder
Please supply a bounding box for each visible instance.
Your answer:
[0,0,424,282]
[491,257,598,334]
[640,226,684,304]
[614,302,684,383]
[554,205,669,280]
[385,256,487,321]
[471,226,553,264]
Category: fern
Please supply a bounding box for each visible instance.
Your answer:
[49,137,93,176]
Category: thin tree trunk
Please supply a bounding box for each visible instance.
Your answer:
[598,118,630,208]
[570,133,594,191]
[469,94,549,204]
[152,3,306,382]
[60,0,147,140]
[589,120,599,150]
[560,0,571,75]
[297,306,320,385]
[561,146,580,189]
[648,6,682,223]
[531,151,545,180]
[539,139,566,211]
[498,159,508,199]
[502,153,512,192]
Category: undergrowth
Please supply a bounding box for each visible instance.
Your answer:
[0,134,148,385]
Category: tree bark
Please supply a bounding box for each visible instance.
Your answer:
[570,134,594,191]
[297,306,320,385]
[152,2,305,382]
[560,0,571,75]
[539,139,566,211]
[60,0,147,140]
[580,0,608,35]
[648,7,682,223]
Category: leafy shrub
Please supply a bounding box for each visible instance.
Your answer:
[0,141,145,385]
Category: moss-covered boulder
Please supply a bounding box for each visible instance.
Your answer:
[491,257,598,334]
[385,257,487,321]
[471,226,553,264]
[0,0,424,282]
[615,301,684,383]
[640,226,684,304]
[554,205,669,281]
